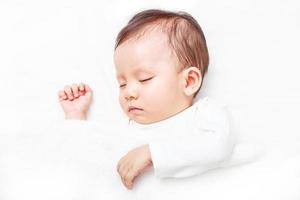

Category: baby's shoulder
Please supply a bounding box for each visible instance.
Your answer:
[194,97,227,112]
[192,97,230,125]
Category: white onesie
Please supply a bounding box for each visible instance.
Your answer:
[128,97,236,179]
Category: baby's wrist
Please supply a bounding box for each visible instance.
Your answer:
[65,112,87,120]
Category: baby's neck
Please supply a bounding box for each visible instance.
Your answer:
[139,99,193,125]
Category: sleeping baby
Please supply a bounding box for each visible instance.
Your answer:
[58,9,235,190]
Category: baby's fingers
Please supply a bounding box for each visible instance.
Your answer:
[77,83,93,98]
[64,85,74,100]
[71,83,79,98]
[124,170,136,189]
[58,90,67,101]
[84,84,92,92]
[79,83,85,92]
[78,83,86,95]
[117,161,137,190]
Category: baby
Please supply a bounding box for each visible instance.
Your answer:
[58,9,234,190]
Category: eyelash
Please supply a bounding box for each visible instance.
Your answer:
[119,77,153,88]
[119,84,126,88]
[139,77,153,83]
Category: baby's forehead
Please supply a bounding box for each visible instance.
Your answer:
[115,30,174,59]
[117,29,177,61]
[114,25,182,76]
[123,26,171,49]
[132,23,168,40]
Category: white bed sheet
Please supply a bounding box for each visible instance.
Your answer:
[0,121,299,200]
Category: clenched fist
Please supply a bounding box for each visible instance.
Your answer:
[58,83,93,120]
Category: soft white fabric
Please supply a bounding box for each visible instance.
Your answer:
[0,120,299,200]
[128,97,236,178]
[1,0,300,199]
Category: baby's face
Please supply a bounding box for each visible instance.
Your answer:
[114,30,190,124]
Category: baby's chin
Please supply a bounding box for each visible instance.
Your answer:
[129,113,175,125]
[130,117,156,125]
[128,114,161,125]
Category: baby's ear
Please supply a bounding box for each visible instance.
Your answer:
[182,67,202,96]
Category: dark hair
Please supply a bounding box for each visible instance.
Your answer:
[115,9,209,94]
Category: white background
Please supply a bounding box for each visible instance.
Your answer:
[0,1,300,199]
[0,0,299,143]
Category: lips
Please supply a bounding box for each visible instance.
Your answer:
[128,106,143,112]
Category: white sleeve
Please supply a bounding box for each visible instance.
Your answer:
[148,103,235,179]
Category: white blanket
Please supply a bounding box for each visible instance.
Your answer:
[0,121,299,200]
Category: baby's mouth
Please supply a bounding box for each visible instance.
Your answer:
[128,106,143,112]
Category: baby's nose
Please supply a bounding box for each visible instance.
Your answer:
[125,95,137,101]
[124,87,139,101]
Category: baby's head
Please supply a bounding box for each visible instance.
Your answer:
[114,9,209,124]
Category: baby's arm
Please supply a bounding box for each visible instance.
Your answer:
[117,101,235,189]
[58,83,93,120]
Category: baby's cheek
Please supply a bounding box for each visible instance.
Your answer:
[118,95,126,109]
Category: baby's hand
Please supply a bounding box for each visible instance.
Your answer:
[58,83,93,120]
[117,144,153,190]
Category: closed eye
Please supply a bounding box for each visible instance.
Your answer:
[139,77,153,83]
[119,83,126,88]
